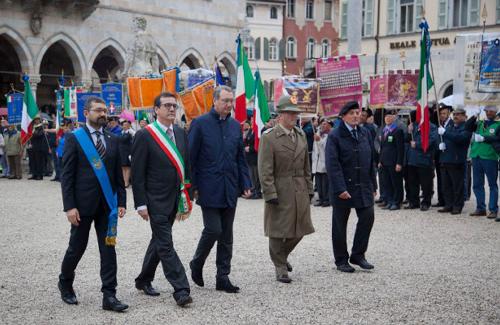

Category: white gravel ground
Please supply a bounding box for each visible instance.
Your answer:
[0,178,499,324]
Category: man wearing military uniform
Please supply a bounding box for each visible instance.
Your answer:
[258,95,315,283]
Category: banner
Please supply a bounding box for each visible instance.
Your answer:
[162,67,180,94]
[282,78,318,114]
[126,77,163,110]
[180,79,215,122]
[7,92,23,124]
[77,92,101,123]
[181,68,215,89]
[316,56,363,117]
[478,37,500,93]
[369,75,388,109]
[101,83,123,115]
[386,70,419,108]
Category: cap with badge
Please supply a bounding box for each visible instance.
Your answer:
[484,105,498,112]
[276,95,302,113]
[339,101,360,116]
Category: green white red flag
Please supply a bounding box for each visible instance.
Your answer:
[253,70,270,151]
[234,35,255,122]
[21,75,39,145]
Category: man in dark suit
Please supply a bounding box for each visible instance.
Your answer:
[188,86,252,293]
[59,96,128,311]
[29,118,49,180]
[433,104,453,207]
[132,92,193,307]
[243,120,261,199]
[378,110,405,210]
[325,101,377,273]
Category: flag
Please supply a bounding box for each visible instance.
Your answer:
[21,75,39,145]
[64,87,77,118]
[235,35,255,122]
[214,61,225,86]
[253,71,270,151]
[56,89,63,131]
[416,19,434,153]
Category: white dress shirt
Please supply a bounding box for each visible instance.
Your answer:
[86,123,106,148]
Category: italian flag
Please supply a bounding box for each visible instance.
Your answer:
[21,76,39,145]
[416,19,434,153]
[235,35,255,122]
[64,87,77,118]
[253,70,270,151]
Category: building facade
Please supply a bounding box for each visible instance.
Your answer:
[244,0,286,87]
[337,0,500,103]
[283,0,340,76]
[0,0,245,107]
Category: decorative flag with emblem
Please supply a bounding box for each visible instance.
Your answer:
[253,70,270,152]
[235,34,255,122]
[416,19,434,153]
[21,75,39,145]
[64,87,77,118]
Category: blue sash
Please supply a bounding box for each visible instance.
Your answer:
[74,128,118,246]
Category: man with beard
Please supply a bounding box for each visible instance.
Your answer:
[59,96,128,312]
[132,92,193,307]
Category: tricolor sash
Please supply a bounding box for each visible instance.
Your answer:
[146,121,192,215]
[73,128,118,246]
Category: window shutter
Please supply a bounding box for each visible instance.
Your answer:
[255,37,261,60]
[438,0,447,29]
[279,39,285,61]
[264,38,269,61]
[415,0,423,30]
[387,0,395,35]
[469,0,480,26]
[341,1,348,39]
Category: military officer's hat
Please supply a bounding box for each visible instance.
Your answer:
[339,101,360,116]
[276,95,302,113]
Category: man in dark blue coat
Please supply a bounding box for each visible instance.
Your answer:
[188,86,252,293]
[437,108,471,214]
[405,111,438,211]
[378,110,405,210]
[326,101,377,273]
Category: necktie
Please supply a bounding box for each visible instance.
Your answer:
[167,127,175,144]
[290,131,296,143]
[94,131,106,160]
[351,129,358,141]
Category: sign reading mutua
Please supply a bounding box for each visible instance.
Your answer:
[390,37,452,50]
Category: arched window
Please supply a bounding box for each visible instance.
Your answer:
[287,37,296,58]
[245,37,255,60]
[306,38,315,59]
[269,38,278,61]
[270,6,278,19]
[321,39,331,58]
[306,0,314,19]
[246,5,254,18]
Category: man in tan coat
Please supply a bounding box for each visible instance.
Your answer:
[258,95,315,283]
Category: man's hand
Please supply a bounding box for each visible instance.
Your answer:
[244,146,250,153]
[407,123,414,133]
[176,212,190,222]
[138,208,149,221]
[314,134,321,141]
[242,189,253,199]
[66,208,80,226]
[118,207,126,218]
[193,190,199,200]
[378,162,382,168]
[266,198,279,205]
[338,191,351,200]
[395,164,402,172]
[373,191,377,197]
[410,141,416,148]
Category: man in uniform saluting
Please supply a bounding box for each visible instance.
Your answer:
[58,96,128,311]
[258,95,315,283]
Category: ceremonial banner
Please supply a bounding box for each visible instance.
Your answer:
[64,87,78,118]
[101,83,123,115]
[478,37,500,93]
[162,67,180,94]
[7,92,23,124]
[126,77,163,110]
[77,92,101,123]
[369,75,388,109]
[180,79,215,122]
[182,68,214,89]
[282,77,318,114]
[386,70,419,108]
[316,56,362,117]
[273,78,284,109]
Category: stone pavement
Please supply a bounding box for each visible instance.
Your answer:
[0,178,499,324]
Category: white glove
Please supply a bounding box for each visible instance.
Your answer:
[438,127,446,135]
[474,133,485,143]
[439,142,446,151]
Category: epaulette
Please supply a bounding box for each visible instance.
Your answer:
[263,127,274,134]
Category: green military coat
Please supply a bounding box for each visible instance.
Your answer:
[258,125,315,238]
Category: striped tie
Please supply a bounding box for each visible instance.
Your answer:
[94,131,106,160]
[167,127,175,144]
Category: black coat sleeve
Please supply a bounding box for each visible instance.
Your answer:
[60,133,78,212]
[113,136,126,208]
[131,130,149,209]
[183,130,193,199]
[395,128,405,166]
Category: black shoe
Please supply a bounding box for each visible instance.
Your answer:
[451,209,462,215]
[313,202,322,207]
[377,202,387,207]
[321,202,331,207]
[58,282,78,305]
[189,261,204,287]
[336,263,355,273]
[276,274,292,283]
[102,296,129,312]
[404,204,419,210]
[420,204,430,211]
[381,204,391,209]
[469,210,487,217]
[487,212,498,219]
[176,295,193,307]
[7,176,16,179]
[402,200,409,205]
[51,178,60,182]
[28,176,36,180]
[389,204,400,211]
[350,257,374,270]
[432,203,445,207]
[286,262,293,272]
[216,278,240,293]
[135,282,160,296]
[495,216,500,222]
[375,198,385,204]
[438,207,452,213]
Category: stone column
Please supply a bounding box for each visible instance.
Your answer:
[28,74,41,100]
[81,78,93,91]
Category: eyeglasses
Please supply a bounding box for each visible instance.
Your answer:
[160,103,178,110]
[90,109,108,114]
